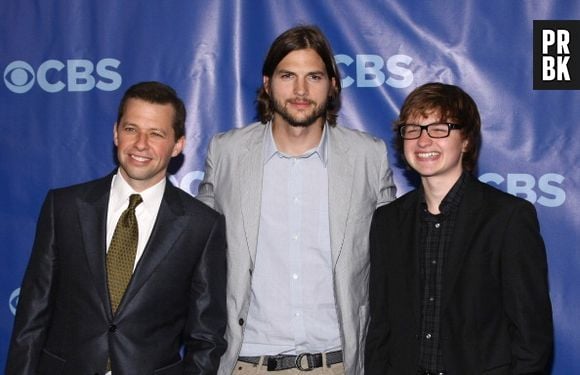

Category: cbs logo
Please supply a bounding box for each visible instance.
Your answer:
[3,58,122,94]
[480,173,566,207]
[336,54,414,89]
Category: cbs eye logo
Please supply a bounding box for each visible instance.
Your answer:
[3,58,122,94]
[9,288,20,316]
[4,61,35,93]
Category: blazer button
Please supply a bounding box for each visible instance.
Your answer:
[109,324,117,332]
[238,318,244,326]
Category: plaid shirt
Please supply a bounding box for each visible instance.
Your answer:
[418,172,467,372]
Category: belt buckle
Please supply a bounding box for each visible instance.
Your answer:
[295,353,313,371]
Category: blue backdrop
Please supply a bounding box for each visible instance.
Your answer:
[1,1,578,372]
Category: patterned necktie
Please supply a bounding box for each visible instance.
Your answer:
[106,193,142,314]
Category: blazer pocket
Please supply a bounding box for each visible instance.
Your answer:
[38,349,66,375]
[154,359,184,375]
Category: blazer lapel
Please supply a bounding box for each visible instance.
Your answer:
[442,176,484,309]
[119,182,188,309]
[328,128,354,267]
[77,174,114,315]
[239,126,266,265]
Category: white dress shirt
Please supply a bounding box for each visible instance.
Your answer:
[106,171,165,269]
[239,125,341,356]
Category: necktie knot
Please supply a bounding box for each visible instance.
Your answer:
[121,194,142,227]
[128,194,143,210]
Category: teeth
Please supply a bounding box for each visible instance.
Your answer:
[417,152,439,158]
[131,154,149,162]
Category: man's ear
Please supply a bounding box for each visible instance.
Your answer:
[113,123,119,146]
[171,136,185,157]
[263,76,270,95]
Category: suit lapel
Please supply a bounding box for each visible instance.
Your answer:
[239,126,266,264]
[442,176,484,309]
[328,127,354,267]
[119,182,188,309]
[77,174,114,315]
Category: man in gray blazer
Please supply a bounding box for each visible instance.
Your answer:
[197,25,396,374]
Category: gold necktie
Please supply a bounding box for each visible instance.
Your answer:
[106,194,142,314]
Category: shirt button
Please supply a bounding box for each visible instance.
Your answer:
[109,324,117,333]
[292,234,298,241]
[425,333,432,339]
[431,260,437,265]
[238,318,244,326]
[292,273,299,280]
[434,223,440,228]
[429,297,435,302]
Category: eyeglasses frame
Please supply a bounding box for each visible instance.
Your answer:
[399,122,464,140]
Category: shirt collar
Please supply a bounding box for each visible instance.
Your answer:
[262,121,329,166]
[110,169,166,214]
[420,171,468,217]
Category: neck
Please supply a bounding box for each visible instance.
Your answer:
[271,118,324,156]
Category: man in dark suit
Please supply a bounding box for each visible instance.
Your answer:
[365,83,553,374]
[6,81,227,375]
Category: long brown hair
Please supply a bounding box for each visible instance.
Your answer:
[256,25,341,126]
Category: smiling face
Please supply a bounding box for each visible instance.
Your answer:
[403,110,468,185]
[114,98,184,192]
[264,48,335,129]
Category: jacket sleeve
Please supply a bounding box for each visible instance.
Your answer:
[375,139,397,208]
[196,136,218,210]
[5,191,58,375]
[183,214,228,374]
[501,200,553,373]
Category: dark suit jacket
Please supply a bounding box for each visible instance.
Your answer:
[6,173,227,375]
[365,174,553,375]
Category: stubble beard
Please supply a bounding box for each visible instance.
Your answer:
[271,97,327,128]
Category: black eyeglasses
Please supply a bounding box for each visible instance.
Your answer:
[399,122,464,140]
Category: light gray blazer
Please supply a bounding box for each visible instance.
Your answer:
[197,122,396,374]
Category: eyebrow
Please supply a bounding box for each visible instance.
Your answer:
[276,69,326,76]
[121,122,168,133]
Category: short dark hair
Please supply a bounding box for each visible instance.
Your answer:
[394,82,481,172]
[117,81,186,140]
[256,25,341,126]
